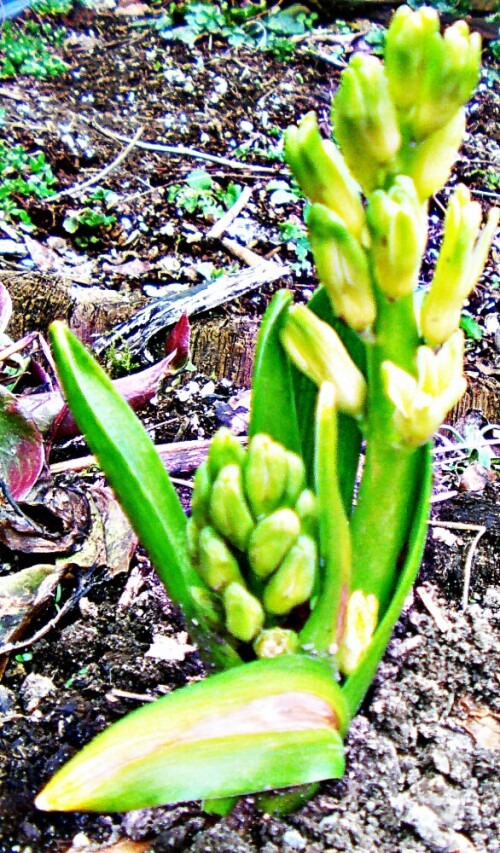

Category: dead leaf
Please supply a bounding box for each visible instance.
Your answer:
[0,564,65,650]
[0,283,12,334]
[0,485,90,553]
[165,312,190,369]
[90,487,137,576]
[458,696,500,750]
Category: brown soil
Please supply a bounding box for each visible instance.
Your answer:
[0,3,499,852]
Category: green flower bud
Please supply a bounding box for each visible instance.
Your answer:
[333,54,401,194]
[295,489,318,539]
[404,109,466,201]
[248,508,301,579]
[198,526,244,592]
[253,628,299,659]
[223,582,264,643]
[307,204,376,332]
[421,185,499,347]
[284,112,365,240]
[186,516,200,562]
[209,464,254,551]
[244,434,288,518]
[366,176,427,298]
[189,585,224,628]
[283,450,306,506]
[263,535,317,615]
[280,305,367,416]
[207,427,246,481]
[191,461,212,526]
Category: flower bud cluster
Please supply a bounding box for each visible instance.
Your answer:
[188,429,319,654]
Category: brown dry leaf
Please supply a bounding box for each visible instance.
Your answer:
[91,486,138,576]
[0,563,66,650]
[101,258,151,277]
[0,485,90,553]
[458,696,500,750]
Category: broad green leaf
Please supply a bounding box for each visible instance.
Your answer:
[49,322,240,670]
[342,442,433,717]
[291,287,365,507]
[249,290,301,454]
[36,655,348,813]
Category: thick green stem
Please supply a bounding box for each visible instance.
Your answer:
[350,292,421,613]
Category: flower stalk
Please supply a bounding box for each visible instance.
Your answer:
[38,6,497,818]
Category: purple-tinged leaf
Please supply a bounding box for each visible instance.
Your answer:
[165,313,190,369]
[0,385,44,500]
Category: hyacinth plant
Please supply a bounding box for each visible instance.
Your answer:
[36,7,498,815]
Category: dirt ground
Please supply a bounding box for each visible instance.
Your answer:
[0,2,499,851]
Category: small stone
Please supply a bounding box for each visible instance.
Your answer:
[431,749,451,775]
[0,686,16,714]
[19,674,56,713]
[282,828,307,850]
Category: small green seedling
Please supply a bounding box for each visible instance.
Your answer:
[0,19,67,79]
[38,7,497,816]
[0,142,58,227]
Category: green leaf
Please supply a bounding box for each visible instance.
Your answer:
[49,322,239,670]
[460,312,482,340]
[342,442,433,717]
[36,655,348,813]
[249,290,302,454]
[292,287,366,506]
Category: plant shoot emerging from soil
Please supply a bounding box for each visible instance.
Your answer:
[39,5,498,817]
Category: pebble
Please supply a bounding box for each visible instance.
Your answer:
[282,828,307,850]
[19,673,56,713]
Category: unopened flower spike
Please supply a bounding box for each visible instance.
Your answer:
[421,185,500,347]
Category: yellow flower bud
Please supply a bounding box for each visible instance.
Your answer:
[248,508,301,579]
[421,185,499,347]
[337,589,379,675]
[253,628,299,659]
[382,331,467,447]
[244,434,289,518]
[404,109,466,201]
[223,582,264,643]
[366,176,427,298]
[284,112,365,239]
[306,204,376,332]
[209,464,254,551]
[263,535,317,615]
[385,7,481,141]
[333,54,401,194]
[198,526,243,592]
[280,305,367,416]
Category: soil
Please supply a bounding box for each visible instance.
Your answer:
[0,3,499,852]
